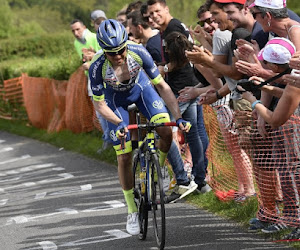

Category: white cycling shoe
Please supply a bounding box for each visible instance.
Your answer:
[126,212,140,235]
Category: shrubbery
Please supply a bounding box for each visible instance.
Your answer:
[0,32,74,62]
[0,53,81,81]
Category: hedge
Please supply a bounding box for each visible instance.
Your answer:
[0,32,75,61]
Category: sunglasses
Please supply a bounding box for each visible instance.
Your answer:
[105,47,126,56]
[197,18,212,27]
[252,12,262,19]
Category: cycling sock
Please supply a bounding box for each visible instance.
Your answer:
[158,149,167,167]
[123,188,138,214]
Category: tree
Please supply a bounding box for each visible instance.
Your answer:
[0,0,13,39]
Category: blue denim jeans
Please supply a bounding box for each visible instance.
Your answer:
[169,99,206,185]
[96,111,110,142]
[167,140,189,184]
[91,97,111,143]
[197,104,209,170]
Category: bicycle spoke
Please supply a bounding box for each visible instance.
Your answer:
[133,150,148,240]
[150,153,166,249]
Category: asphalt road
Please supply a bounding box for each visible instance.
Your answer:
[0,131,294,250]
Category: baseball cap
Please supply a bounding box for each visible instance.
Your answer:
[257,37,295,64]
[91,10,107,21]
[214,0,246,4]
[249,0,287,9]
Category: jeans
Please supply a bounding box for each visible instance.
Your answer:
[197,105,209,170]
[96,111,110,142]
[169,99,206,185]
[90,96,111,143]
[167,140,189,184]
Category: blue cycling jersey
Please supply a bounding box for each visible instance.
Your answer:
[89,41,163,100]
[88,41,170,153]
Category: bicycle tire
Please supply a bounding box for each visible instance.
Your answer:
[150,153,166,249]
[133,151,148,240]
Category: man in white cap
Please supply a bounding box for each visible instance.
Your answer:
[91,10,107,31]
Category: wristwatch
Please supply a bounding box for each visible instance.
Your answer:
[163,64,169,73]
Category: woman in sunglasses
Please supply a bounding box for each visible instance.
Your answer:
[89,19,191,236]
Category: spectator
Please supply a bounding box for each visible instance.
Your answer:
[89,10,113,153]
[91,9,107,31]
[70,18,111,153]
[125,0,143,15]
[147,0,211,193]
[239,37,300,235]
[185,0,256,200]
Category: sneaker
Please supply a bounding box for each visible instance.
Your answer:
[283,227,300,240]
[248,219,270,233]
[178,180,198,199]
[165,181,198,204]
[126,212,140,235]
[249,217,260,225]
[261,222,289,234]
[164,191,181,203]
[196,181,212,194]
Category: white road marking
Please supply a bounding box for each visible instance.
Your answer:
[0,147,13,153]
[38,173,74,184]
[0,154,31,165]
[35,184,92,199]
[39,241,58,250]
[0,173,73,192]
[60,230,131,247]
[5,200,125,225]
[6,208,78,225]
[82,200,125,213]
[0,140,5,143]
[0,199,8,206]
[0,163,56,177]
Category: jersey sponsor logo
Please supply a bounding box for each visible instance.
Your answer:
[151,65,157,74]
[110,130,118,142]
[152,100,163,110]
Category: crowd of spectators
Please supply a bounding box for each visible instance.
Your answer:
[71,0,300,240]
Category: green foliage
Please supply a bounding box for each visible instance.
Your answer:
[0,53,81,81]
[0,32,74,62]
[287,0,300,16]
[0,0,13,38]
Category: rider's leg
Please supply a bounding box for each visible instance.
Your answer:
[117,152,138,214]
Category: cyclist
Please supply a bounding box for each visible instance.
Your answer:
[89,19,191,235]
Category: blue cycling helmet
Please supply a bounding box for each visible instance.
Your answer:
[97,19,128,51]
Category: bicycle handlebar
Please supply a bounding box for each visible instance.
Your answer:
[127,122,177,130]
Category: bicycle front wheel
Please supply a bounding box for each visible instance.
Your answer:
[133,151,148,240]
[150,153,166,249]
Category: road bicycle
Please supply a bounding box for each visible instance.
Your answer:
[126,106,176,250]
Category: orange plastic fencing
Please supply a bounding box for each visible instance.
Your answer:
[204,104,300,227]
[0,75,24,119]
[1,67,101,133]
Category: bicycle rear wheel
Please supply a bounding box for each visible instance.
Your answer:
[133,151,148,240]
[150,153,166,249]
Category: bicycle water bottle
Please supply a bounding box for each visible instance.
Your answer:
[140,171,146,194]
[140,153,146,194]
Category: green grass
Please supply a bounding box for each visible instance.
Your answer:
[0,118,299,248]
[0,119,117,166]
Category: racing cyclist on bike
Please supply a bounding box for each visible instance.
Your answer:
[89,19,191,235]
